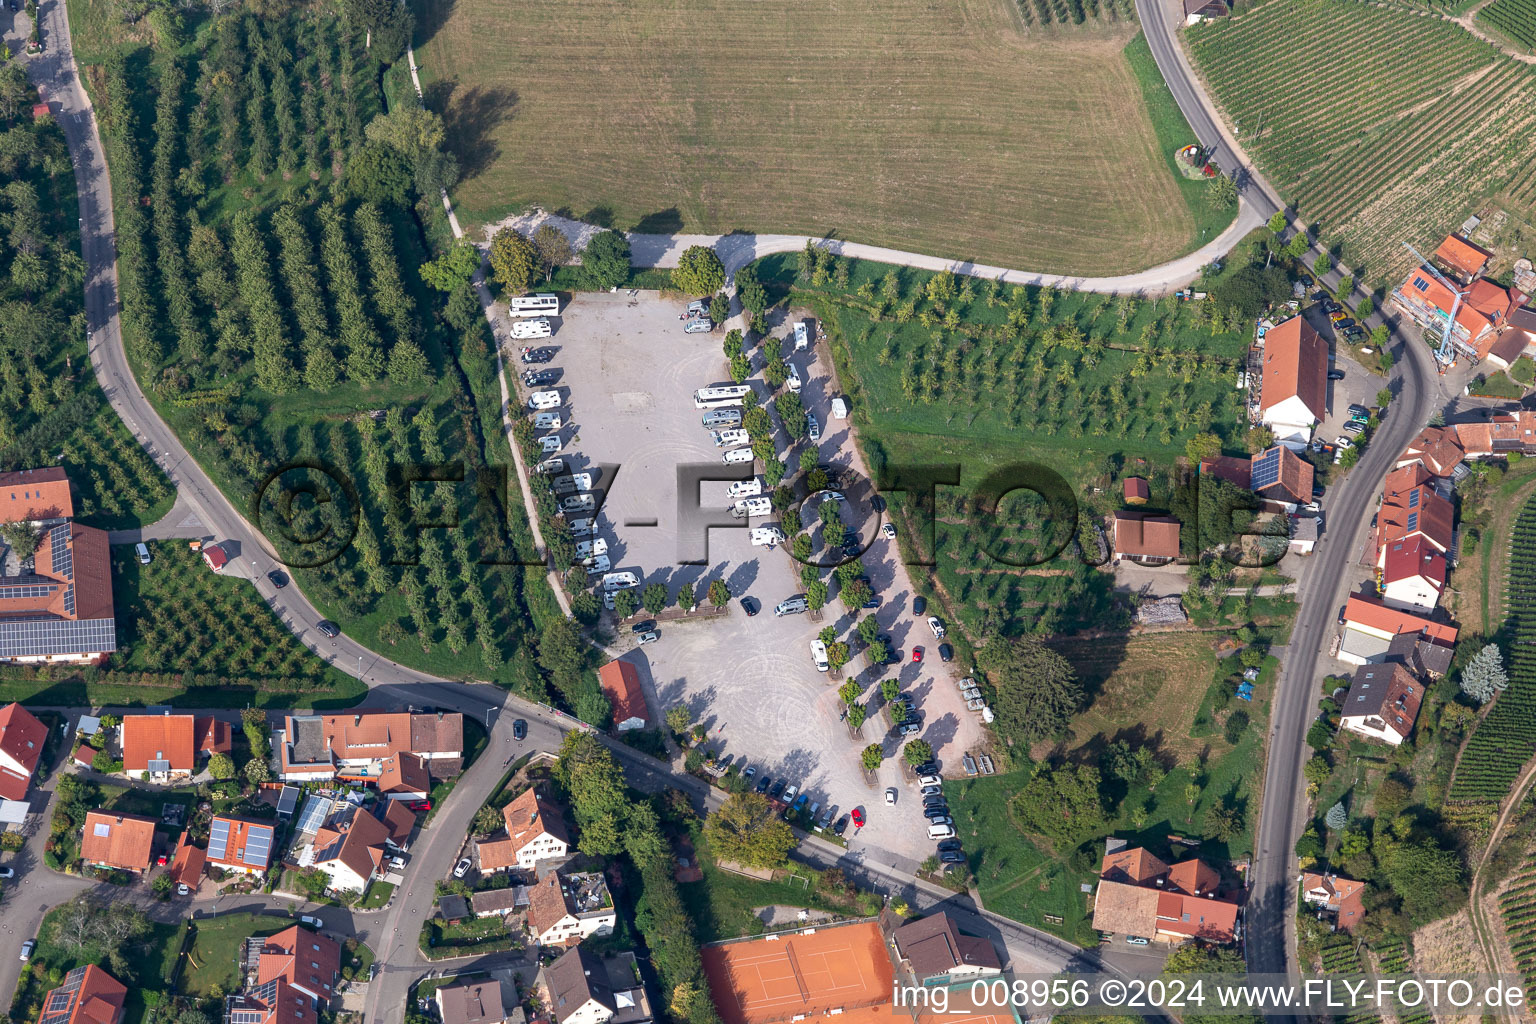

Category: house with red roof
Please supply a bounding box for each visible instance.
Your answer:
[597,660,649,732]
[306,800,413,893]
[1258,315,1328,445]
[276,710,463,790]
[170,830,207,889]
[1433,234,1492,284]
[1339,593,1458,667]
[476,787,570,872]
[1091,841,1240,944]
[1396,426,1464,478]
[1394,237,1511,360]
[225,924,342,1024]
[1455,410,1536,459]
[80,811,156,873]
[1380,537,1447,613]
[1374,463,1454,565]
[207,816,276,876]
[0,702,46,801]
[0,468,116,667]
[1122,477,1150,505]
[36,965,127,1024]
[1340,662,1423,746]
[120,711,232,782]
[1301,872,1367,932]
[1200,445,1314,509]
[1111,512,1181,565]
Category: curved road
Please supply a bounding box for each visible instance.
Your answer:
[1134,0,1448,985]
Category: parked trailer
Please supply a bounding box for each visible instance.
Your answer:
[694,384,753,409]
[508,293,560,318]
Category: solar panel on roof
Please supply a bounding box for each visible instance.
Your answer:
[243,825,273,865]
[0,618,116,658]
[1251,448,1281,490]
[1408,489,1420,508]
[50,525,72,578]
[208,819,231,861]
[63,583,74,616]
[1407,512,1419,531]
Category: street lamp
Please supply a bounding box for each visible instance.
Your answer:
[485,707,495,730]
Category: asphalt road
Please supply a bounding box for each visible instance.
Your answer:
[1134,0,1450,984]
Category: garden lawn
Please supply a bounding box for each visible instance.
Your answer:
[108,542,365,708]
[182,913,290,999]
[12,907,181,1024]
[419,915,520,959]
[358,881,396,910]
[409,0,1220,275]
[678,839,879,944]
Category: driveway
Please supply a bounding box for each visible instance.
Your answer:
[515,292,984,863]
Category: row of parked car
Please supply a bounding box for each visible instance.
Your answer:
[744,762,858,834]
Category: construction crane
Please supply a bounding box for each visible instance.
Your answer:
[1402,241,1468,367]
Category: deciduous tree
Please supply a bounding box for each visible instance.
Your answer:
[704,792,797,868]
[672,245,725,297]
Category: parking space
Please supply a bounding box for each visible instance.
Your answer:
[503,291,984,866]
[1305,305,1386,457]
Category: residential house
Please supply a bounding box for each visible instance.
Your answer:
[1374,463,1454,565]
[207,816,276,876]
[306,800,414,893]
[1339,594,1458,666]
[276,710,463,793]
[1396,426,1464,478]
[1485,328,1530,371]
[1090,841,1240,943]
[476,787,570,872]
[1301,872,1367,933]
[471,885,529,918]
[0,468,116,666]
[1393,239,1511,360]
[1201,445,1314,510]
[889,912,1002,982]
[1339,663,1423,746]
[598,660,648,732]
[170,830,207,889]
[225,925,341,1024]
[0,701,46,800]
[1433,233,1492,284]
[1379,536,1447,613]
[542,946,651,1024]
[1455,410,1536,459]
[79,811,156,874]
[37,965,127,1024]
[1258,315,1328,445]
[1384,630,1453,678]
[436,978,510,1024]
[1111,512,1181,565]
[1123,477,1150,505]
[120,711,232,781]
[527,871,617,947]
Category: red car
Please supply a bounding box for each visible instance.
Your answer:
[851,808,865,828]
[912,647,924,663]
[407,800,432,812]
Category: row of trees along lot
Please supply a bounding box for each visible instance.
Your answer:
[91,8,571,702]
[0,55,173,530]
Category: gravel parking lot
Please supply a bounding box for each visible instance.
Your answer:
[509,291,986,867]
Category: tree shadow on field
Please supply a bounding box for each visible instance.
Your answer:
[633,208,684,234]
[410,0,458,53]
[423,79,519,182]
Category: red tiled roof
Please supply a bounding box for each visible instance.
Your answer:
[1253,445,1313,504]
[503,787,570,848]
[0,702,46,791]
[598,660,648,728]
[1155,890,1239,941]
[1433,234,1491,280]
[255,924,341,1003]
[1100,846,1168,885]
[0,467,73,521]
[1398,426,1464,477]
[377,751,430,795]
[38,965,127,1024]
[315,804,390,885]
[1199,456,1251,489]
[1123,477,1150,503]
[1112,512,1181,559]
[1456,410,1536,456]
[1166,858,1220,896]
[1488,329,1533,367]
[1343,662,1423,741]
[527,872,575,940]
[1259,315,1328,420]
[80,811,156,871]
[122,714,198,773]
[1301,873,1367,931]
[1376,464,1454,556]
[1343,595,1458,646]
[171,831,207,886]
[208,816,275,871]
[1382,536,1447,593]
[1469,279,1512,320]
[193,717,233,755]
[0,523,114,626]
[203,546,228,570]
[380,798,417,843]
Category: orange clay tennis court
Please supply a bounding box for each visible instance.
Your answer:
[701,922,893,1024]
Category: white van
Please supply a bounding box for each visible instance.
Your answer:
[568,517,595,537]
[538,434,563,454]
[775,596,809,616]
[602,571,640,592]
[832,396,849,419]
[509,293,560,318]
[727,478,763,500]
[751,526,786,547]
[712,428,751,449]
[784,360,802,393]
[793,321,810,351]
[927,824,956,841]
[581,553,611,573]
[723,448,755,465]
[683,318,712,334]
[702,408,742,429]
[510,318,553,340]
[533,411,562,430]
[809,638,829,672]
[575,538,608,560]
[807,413,820,441]
[731,497,773,519]
[553,473,593,495]
[535,457,565,475]
[135,542,151,564]
[561,494,596,514]
[527,390,562,411]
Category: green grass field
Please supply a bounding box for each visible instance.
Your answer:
[182,913,289,999]
[408,0,1233,275]
[677,837,880,943]
[7,904,181,1024]
[1188,0,1536,287]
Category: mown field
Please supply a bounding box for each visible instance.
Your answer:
[1189,0,1536,288]
[408,0,1226,275]
[1479,0,1536,52]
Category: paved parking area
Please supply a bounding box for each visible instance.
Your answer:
[510,291,985,866]
[1304,305,1386,452]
